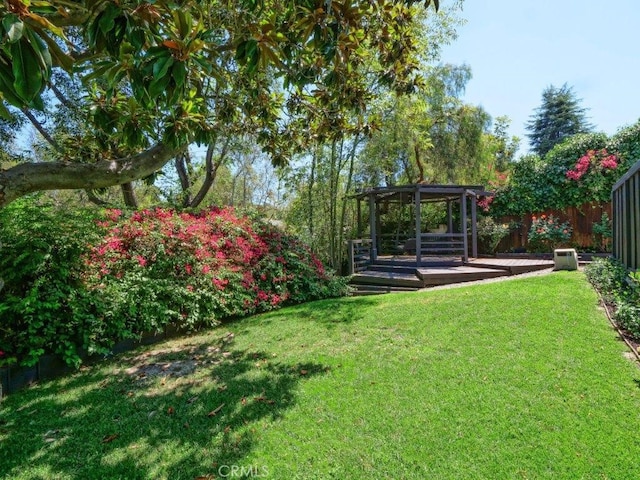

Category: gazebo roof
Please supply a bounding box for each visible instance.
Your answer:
[351,184,491,204]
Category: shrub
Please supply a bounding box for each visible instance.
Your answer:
[613,301,640,339]
[592,213,612,253]
[488,130,635,218]
[527,214,572,252]
[86,208,349,334]
[0,202,348,368]
[584,257,631,302]
[584,258,640,339]
[476,217,510,253]
[0,198,106,367]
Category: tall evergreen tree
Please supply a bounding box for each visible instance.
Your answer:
[526,84,594,156]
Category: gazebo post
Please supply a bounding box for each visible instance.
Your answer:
[447,200,453,233]
[461,193,468,262]
[356,198,362,238]
[368,193,377,262]
[470,191,478,258]
[415,186,422,266]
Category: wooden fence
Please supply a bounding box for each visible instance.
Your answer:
[612,160,640,270]
[496,202,612,253]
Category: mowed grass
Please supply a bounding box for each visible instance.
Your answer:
[2,271,640,479]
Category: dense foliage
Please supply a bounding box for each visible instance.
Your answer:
[489,120,640,218]
[584,258,640,340]
[0,0,441,207]
[0,200,347,368]
[0,201,104,367]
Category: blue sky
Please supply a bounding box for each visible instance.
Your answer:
[440,0,640,154]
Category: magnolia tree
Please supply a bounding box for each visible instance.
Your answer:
[0,0,440,208]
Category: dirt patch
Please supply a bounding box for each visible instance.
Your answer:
[122,332,235,380]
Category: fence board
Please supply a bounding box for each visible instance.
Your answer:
[497,202,612,253]
[612,159,640,270]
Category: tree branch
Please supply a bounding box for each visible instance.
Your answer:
[84,189,112,207]
[189,139,230,208]
[175,151,192,206]
[48,82,74,110]
[0,143,180,208]
[21,108,61,152]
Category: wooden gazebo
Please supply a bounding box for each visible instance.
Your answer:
[348,184,490,271]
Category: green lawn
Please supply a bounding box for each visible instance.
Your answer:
[2,271,640,479]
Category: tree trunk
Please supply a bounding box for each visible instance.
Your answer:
[120,182,138,208]
[175,152,192,207]
[337,134,360,271]
[189,138,230,209]
[0,143,179,208]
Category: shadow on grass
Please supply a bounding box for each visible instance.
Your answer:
[259,295,379,328]
[0,333,329,479]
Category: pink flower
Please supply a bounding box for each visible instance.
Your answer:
[185,264,193,275]
[136,255,147,267]
[212,278,228,290]
[107,209,122,222]
[600,157,618,169]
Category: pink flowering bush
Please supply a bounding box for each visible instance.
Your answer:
[527,214,572,252]
[85,206,348,341]
[566,149,618,181]
[0,201,348,368]
[477,195,494,213]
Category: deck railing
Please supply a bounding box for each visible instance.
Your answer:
[346,239,373,274]
[401,233,467,257]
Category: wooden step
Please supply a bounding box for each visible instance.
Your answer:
[466,258,554,275]
[349,284,420,296]
[365,264,419,275]
[417,266,508,286]
[350,270,424,288]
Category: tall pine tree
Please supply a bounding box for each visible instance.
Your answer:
[526,84,593,156]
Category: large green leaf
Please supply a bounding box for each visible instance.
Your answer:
[38,29,74,71]
[171,60,187,88]
[148,72,171,99]
[152,54,174,80]
[2,14,24,43]
[98,3,120,34]
[0,65,25,107]
[11,39,44,102]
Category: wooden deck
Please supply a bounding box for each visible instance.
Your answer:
[349,256,555,295]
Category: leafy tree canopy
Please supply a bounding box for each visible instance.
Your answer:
[0,0,440,207]
[525,83,593,157]
[359,64,516,187]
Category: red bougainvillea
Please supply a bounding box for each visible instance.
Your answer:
[85,207,347,334]
[566,149,618,181]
